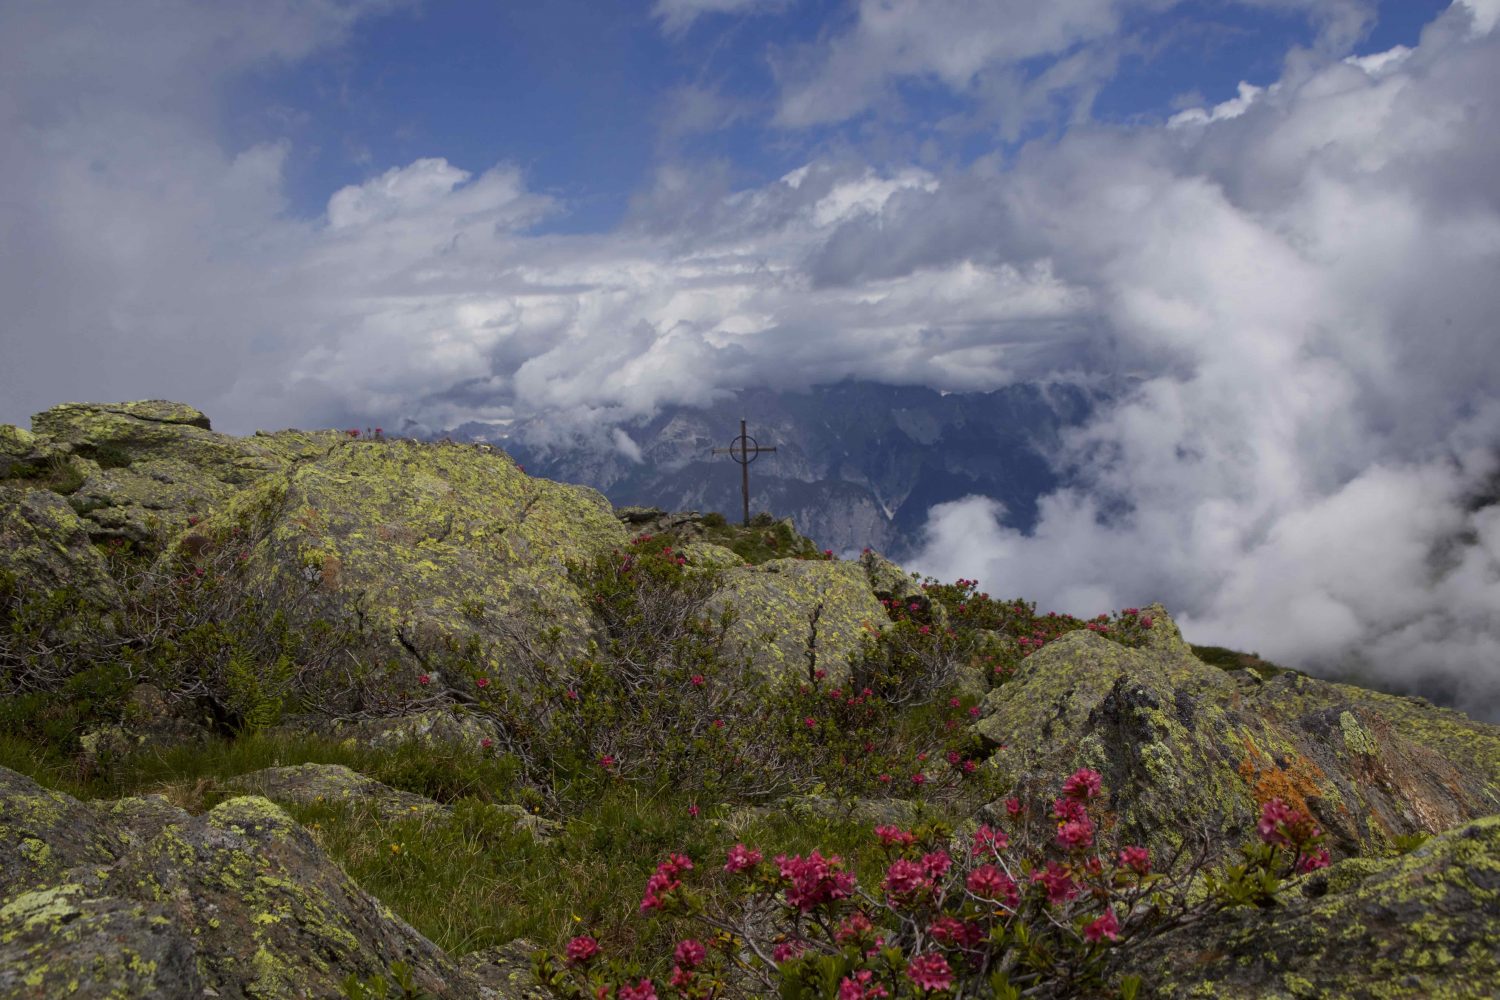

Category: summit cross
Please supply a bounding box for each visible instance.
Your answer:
[712,418,777,527]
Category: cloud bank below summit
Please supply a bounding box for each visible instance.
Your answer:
[1,1,1498,715]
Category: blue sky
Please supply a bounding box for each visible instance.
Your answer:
[2,0,1499,715]
[220,0,1453,232]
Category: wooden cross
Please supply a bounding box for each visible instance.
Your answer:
[712,418,777,526]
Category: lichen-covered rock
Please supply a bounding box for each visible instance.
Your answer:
[213,438,629,681]
[0,767,118,898]
[1134,814,1500,998]
[858,548,922,601]
[78,685,215,767]
[712,557,886,684]
[0,485,118,606]
[460,938,552,999]
[0,766,510,999]
[279,707,503,750]
[976,606,1500,859]
[0,884,204,999]
[225,763,448,823]
[681,541,747,569]
[20,401,347,548]
[0,425,39,480]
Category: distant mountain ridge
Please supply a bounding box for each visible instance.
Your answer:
[445,380,1106,555]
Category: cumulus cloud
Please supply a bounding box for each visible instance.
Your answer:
[911,3,1500,718]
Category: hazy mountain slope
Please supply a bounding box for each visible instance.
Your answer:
[458,380,1101,554]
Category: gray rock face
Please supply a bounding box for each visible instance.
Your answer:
[974,606,1500,860]
[1129,816,1500,998]
[0,766,530,999]
[713,557,887,684]
[0,486,118,606]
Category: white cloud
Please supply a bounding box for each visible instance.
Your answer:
[651,0,784,36]
[910,8,1500,717]
[1455,0,1500,36]
[770,0,1379,129]
[612,428,646,463]
[1167,81,1267,128]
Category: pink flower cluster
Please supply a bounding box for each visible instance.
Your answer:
[566,935,599,964]
[775,851,856,912]
[965,864,1019,907]
[905,953,953,992]
[724,843,762,873]
[640,853,693,912]
[1257,798,1322,848]
[837,970,889,1000]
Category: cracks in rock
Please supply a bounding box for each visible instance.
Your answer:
[805,598,825,683]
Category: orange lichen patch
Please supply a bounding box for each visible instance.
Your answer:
[1238,737,1329,818]
[375,523,420,546]
[320,554,342,590]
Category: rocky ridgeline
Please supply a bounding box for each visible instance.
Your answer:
[1,401,1498,998]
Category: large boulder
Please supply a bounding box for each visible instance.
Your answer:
[1134,815,1500,998]
[21,401,346,548]
[976,605,1500,859]
[0,485,118,607]
[712,557,887,684]
[0,766,521,999]
[207,437,629,684]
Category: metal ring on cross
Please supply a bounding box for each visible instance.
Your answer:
[729,433,761,465]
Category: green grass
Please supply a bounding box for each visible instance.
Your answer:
[1,721,967,969]
[1190,644,1296,680]
[686,513,824,565]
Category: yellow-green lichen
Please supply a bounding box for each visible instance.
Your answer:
[1340,711,1379,756]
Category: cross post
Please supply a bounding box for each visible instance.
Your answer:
[711,418,777,526]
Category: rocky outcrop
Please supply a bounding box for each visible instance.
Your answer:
[0,485,118,606]
[1131,815,1500,998]
[0,765,523,999]
[210,437,628,680]
[2,401,346,550]
[975,605,1500,860]
[223,763,559,838]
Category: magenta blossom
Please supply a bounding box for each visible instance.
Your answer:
[882,858,934,902]
[674,939,706,969]
[776,851,856,912]
[1062,767,1103,800]
[1297,848,1332,873]
[971,824,1009,857]
[1118,845,1151,875]
[1084,908,1121,944]
[565,936,599,964]
[772,940,807,963]
[724,843,763,873]
[875,825,916,847]
[617,979,657,1000]
[838,970,890,1000]
[1055,817,1096,851]
[1031,862,1079,904]
[906,953,954,992]
[966,864,1019,907]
